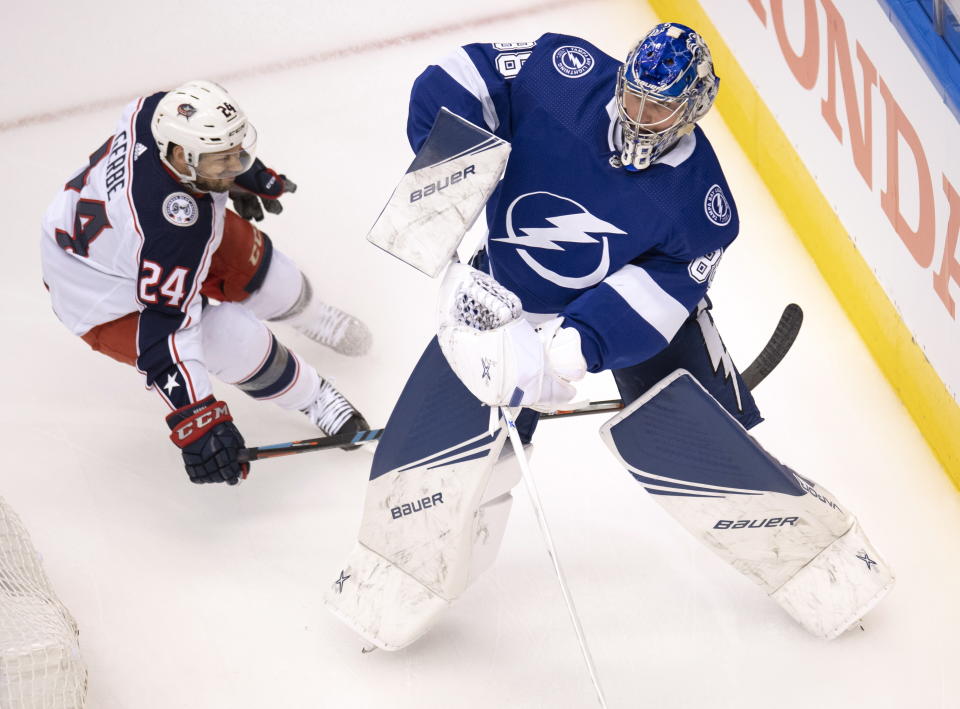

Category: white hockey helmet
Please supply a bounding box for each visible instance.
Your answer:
[151,80,258,183]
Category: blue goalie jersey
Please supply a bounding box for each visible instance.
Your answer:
[407,34,740,372]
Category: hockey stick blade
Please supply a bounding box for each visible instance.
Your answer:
[740,303,803,390]
[240,304,803,462]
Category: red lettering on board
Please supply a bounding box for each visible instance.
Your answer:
[771,0,819,89]
[934,176,960,317]
[820,0,877,188]
[879,79,936,268]
[746,0,767,24]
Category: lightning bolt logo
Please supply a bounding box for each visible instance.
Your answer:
[696,306,743,412]
[493,211,625,250]
[493,192,626,289]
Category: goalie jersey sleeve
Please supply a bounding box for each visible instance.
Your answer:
[407,41,525,150]
[560,245,727,373]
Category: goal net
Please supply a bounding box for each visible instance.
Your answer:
[0,497,87,708]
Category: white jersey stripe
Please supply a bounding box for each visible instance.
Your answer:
[655,131,697,167]
[128,97,146,279]
[605,96,618,152]
[604,264,690,342]
[438,48,499,133]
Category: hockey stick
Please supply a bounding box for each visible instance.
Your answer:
[238,429,383,463]
[542,302,804,419]
[239,303,803,462]
[237,401,627,461]
[501,406,608,708]
[740,302,803,390]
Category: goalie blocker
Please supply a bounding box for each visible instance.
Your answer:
[366,108,511,277]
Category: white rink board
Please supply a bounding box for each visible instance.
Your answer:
[2,1,959,708]
[699,0,960,403]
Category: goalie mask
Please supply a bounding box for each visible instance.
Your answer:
[616,23,719,171]
[151,80,258,187]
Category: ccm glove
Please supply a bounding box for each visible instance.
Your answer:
[166,396,249,485]
[230,158,298,221]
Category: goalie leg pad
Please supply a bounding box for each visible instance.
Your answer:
[325,543,451,652]
[324,338,520,650]
[771,520,894,639]
[600,370,894,638]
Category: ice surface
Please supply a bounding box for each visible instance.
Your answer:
[2,1,958,707]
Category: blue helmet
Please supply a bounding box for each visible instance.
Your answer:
[615,23,719,170]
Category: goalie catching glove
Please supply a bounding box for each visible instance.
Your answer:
[436,263,586,412]
[166,396,249,485]
[230,158,298,221]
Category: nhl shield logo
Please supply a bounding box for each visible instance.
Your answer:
[552,46,595,78]
[162,192,199,227]
[704,184,732,226]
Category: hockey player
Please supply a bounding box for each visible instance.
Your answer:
[41,80,371,486]
[324,24,892,649]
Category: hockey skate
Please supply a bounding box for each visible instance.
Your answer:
[268,274,372,356]
[279,277,372,355]
[302,379,369,450]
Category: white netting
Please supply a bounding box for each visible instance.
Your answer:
[0,497,87,709]
[449,267,521,332]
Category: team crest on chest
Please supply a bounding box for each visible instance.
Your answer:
[162,192,199,227]
[704,184,732,226]
[492,191,625,289]
[552,46,595,78]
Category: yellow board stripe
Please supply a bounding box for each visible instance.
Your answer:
[646,0,960,488]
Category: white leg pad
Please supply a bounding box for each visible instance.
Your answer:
[771,520,894,640]
[324,426,516,650]
[601,371,896,639]
[323,543,450,651]
[323,488,514,652]
[467,491,514,585]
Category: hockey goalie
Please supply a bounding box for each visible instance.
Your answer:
[323,22,894,651]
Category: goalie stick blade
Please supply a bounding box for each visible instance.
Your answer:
[741,303,803,390]
[366,108,511,278]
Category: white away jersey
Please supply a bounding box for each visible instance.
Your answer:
[41,92,226,408]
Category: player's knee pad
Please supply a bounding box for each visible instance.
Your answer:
[601,370,894,639]
[201,303,318,410]
[202,303,272,382]
[240,247,305,321]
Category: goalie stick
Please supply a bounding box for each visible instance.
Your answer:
[239,303,803,462]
